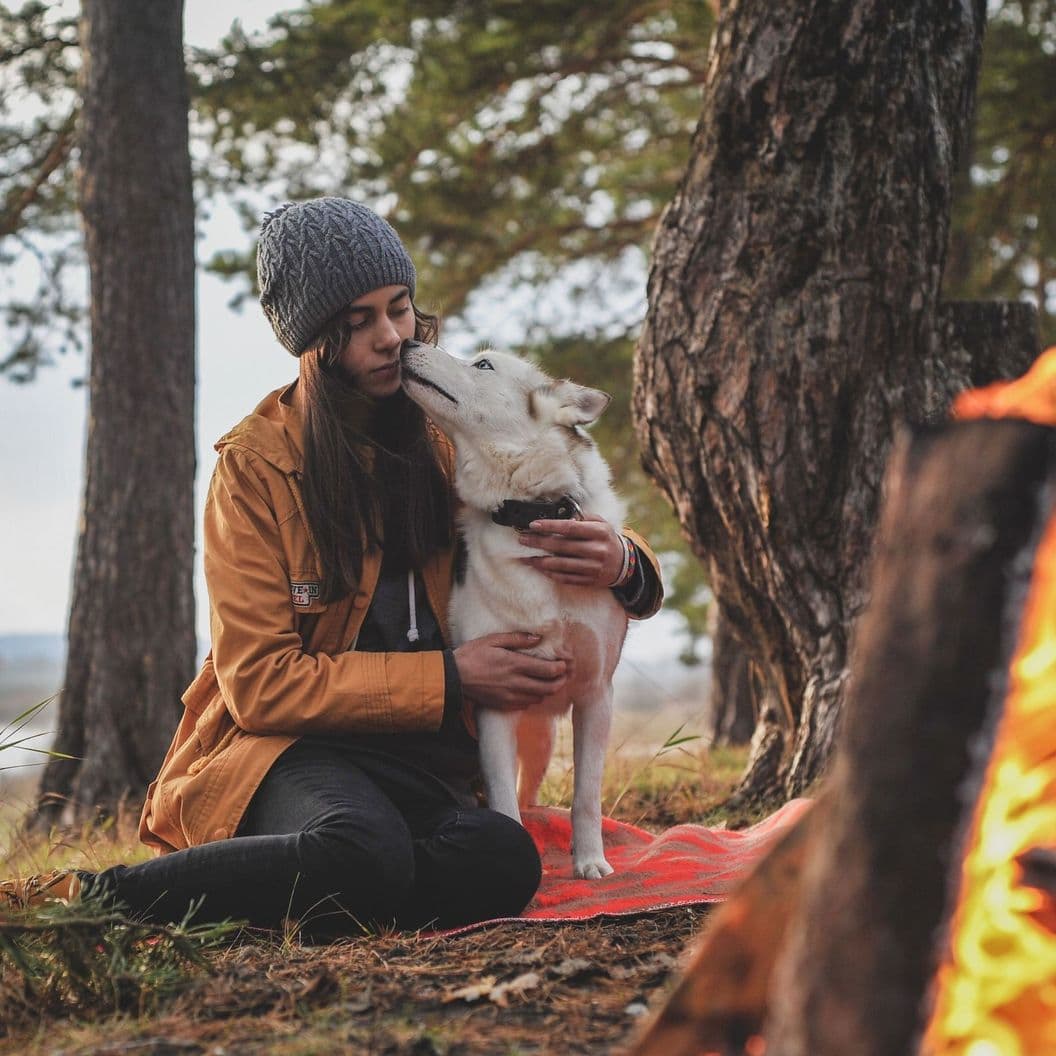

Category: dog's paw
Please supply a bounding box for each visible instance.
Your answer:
[573,856,614,880]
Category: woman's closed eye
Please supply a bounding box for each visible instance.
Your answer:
[347,305,411,332]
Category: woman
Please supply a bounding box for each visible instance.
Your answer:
[3,198,663,936]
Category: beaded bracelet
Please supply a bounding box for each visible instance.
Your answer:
[608,534,637,588]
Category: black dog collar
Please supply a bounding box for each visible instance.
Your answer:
[491,496,583,529]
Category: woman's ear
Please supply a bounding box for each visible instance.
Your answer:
[552,381,612,427]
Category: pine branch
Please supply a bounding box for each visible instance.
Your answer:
[0,107,78,238]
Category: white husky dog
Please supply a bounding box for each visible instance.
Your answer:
[401,340,628,878]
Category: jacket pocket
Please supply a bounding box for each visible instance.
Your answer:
[193,697,228,755]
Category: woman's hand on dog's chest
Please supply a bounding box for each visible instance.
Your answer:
[453,632,572,711]
[516,515,625,588]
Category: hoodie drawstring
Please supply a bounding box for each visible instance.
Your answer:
[406,570,420,643]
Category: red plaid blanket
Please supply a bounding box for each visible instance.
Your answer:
[444,799,812,933]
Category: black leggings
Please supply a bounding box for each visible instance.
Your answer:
[89,740,541,935]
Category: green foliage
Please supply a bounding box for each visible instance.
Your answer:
[0,1,82,380]
[606,721,702,816]
[4,1,1053,360]
[945,0,1056,343]
[190,1,711,312]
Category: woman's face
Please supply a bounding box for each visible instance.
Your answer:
[337,284,416,397]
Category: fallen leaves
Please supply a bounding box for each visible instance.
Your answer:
[438,946,683,1010]
[551,957,597,981]
[443,971,541,1006]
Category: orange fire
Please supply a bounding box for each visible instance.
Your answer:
[922,347,1056,1056]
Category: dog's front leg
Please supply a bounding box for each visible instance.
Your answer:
[571,689,614,879]
[477,708,522,823]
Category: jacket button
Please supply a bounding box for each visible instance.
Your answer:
[212,828,227,841]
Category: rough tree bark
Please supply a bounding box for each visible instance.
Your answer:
[634,0,1037,799]
[33,0,196,827]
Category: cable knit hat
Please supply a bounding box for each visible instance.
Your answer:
[256,197,417,356]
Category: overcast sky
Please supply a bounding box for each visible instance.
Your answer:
[0,1,683,670]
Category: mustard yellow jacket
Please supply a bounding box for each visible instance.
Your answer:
[139,382,663,854]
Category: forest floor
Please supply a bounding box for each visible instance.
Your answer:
[0,707,761,1056]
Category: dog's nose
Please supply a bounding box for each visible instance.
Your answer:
[402,339,450,358]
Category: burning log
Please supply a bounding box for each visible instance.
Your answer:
[920,354,1056,1056]
[763,417,1056,1055]
[629,410,1056,1056]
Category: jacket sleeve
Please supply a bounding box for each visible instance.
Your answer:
[204,447,446,737]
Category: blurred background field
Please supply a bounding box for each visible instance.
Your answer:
[0,618,713,773]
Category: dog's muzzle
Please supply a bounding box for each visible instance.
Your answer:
[400,347,459,405]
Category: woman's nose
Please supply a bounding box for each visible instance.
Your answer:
[375,316,401,351]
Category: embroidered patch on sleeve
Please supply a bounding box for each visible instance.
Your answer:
[290,581,322,607]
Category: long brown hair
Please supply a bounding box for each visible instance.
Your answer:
[299,305,451,602]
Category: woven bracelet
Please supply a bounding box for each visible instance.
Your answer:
[609,534,636,588]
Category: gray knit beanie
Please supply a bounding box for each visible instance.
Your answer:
[256,197,417,356]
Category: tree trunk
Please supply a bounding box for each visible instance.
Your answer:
[633,0,1033,800]
[33,0,195,827]
[701,604,756,749]
[932,300,1039,399]
[766,418,1056,1056]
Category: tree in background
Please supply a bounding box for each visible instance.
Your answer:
[32,0,196,827]
[634,0,1038,801]
[3,0,1033,359]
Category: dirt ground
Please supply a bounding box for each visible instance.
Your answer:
[4,908,708,1055]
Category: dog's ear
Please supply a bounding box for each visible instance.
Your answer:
[546,381,611,427]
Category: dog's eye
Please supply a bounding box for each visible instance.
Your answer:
[474,358,495,371]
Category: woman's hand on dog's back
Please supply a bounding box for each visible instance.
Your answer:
[454,632,570,711]
[516,515,625,588]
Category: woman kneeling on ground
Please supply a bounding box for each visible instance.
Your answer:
[2,198,663,937]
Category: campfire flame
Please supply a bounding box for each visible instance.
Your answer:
[922,347,1056,1056]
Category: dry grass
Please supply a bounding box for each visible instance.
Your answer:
[0,783,154,880]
